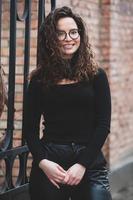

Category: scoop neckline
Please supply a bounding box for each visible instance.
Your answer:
[55,80,83,87]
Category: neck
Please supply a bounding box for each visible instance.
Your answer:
[61,54,73,60]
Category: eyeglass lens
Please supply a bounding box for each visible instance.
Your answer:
[57,29,79,41]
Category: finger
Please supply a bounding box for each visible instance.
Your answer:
[50,179,60,189]
[54,177,65,183]
[55,172,66,180]
[56,172,66,180]
[57,165,67,174]
[67,179,74,185]
[63,173,69,184]
[70,179,80,186]
[66,176,73,185]
[74,180,81,185]
[66,175,78,185]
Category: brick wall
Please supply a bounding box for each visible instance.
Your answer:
[0,0,133,182]
[109,0,133,169]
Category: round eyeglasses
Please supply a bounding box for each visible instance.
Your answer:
[56,29,80,41]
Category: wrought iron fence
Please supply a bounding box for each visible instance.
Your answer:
[0,1,56,199]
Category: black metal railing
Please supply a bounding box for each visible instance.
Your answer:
[0,1,56,199]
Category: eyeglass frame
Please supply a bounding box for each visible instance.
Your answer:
[56,28,80,41]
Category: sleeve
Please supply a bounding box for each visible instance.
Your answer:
[23,78,45,165]
[77,68,111,168]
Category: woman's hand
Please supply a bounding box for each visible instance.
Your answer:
[39,159,67,189]
[63,163,86,186]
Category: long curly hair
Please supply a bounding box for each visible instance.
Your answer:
[30,6,98,88]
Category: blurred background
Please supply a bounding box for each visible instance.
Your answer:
[0,0,133,200]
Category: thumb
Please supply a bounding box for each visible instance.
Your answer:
[57,165,66,174]
[63,173,69,183]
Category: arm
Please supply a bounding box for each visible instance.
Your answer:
[24,79,67,188]
[24,78,45,165]
[77,68,111,168]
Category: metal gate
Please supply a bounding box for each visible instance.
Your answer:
[0,1,56,199]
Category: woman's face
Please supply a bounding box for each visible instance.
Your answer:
[56,17,80,59]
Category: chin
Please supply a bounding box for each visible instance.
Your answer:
[63,51,76,56]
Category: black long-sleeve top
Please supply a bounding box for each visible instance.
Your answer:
[24,68,111,169]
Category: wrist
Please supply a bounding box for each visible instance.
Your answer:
[39,159,48,168]
[77,163,86,170]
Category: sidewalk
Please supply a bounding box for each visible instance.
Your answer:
[110,157,133,200]
[112,182,133,200]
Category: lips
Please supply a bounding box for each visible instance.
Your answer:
[63,44,74,49]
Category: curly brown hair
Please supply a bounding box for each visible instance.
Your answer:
[31,6,98,88]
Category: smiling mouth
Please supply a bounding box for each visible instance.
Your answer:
[63,44,74,49]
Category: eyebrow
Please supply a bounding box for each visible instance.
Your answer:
[56,28,78,32]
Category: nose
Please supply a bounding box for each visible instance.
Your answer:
[65,33,72,41]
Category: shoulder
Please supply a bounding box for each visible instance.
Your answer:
[94,67,108,81]
[28,67,43,87]
[93,67,110,88]
[29,74,42,87]
[27,76,43,96]
[95,67,107,77]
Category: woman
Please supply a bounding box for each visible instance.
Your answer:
[24,6,112,200]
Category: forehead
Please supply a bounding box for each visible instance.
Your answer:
[57,17,78,31]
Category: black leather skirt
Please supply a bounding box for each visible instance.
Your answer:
[29,142,112,200]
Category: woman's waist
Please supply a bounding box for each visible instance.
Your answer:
[40,138,106,170]
[41,134,89,145]
[43,126,94,138]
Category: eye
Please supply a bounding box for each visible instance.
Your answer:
[57,31,65,36]
[56,31,66,41]
[70,29,78,35]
